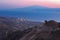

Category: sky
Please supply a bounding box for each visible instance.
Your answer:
[0,0,60,9]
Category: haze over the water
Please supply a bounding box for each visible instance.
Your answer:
[0,0,60,9]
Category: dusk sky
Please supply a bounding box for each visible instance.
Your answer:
[0,0,60,9]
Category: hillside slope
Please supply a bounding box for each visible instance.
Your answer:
[0,16,43,40]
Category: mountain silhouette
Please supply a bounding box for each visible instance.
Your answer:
[0,6,60,21]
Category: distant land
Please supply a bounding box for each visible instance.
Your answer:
[0,6,60,22]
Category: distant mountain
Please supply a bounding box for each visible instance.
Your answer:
[11,6,60,12]
[0,6,60,12]
[0,6,60,21]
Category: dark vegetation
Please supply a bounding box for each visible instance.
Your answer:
[0,17,60,40]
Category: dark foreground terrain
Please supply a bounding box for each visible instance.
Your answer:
[0,17,60,40]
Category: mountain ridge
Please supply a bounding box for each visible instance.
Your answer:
[0,6,60,22]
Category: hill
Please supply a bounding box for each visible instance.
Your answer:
[0,16,43,40]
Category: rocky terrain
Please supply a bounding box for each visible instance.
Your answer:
[0,16,43,40]
[0,17,60,40]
